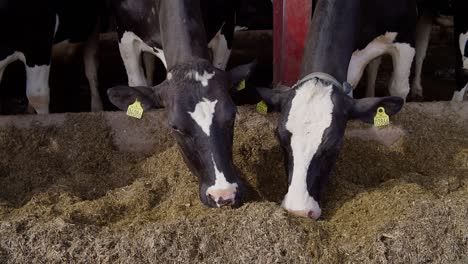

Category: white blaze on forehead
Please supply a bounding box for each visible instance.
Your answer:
[460,32,468,70]
[282,80,334,218]
[189,98,218,136]
[206,155,238,207]
[186,70,215,87]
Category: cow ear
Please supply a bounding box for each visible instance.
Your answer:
[107,81,170,111]
[256,86,292,112]
[228,59,258,87]
[348,96,404,123]
[107,86,156,111]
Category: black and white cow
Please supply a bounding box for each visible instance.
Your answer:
[345,0,417,99]
[112,0,242,88]
[454,0,468,101]
[412,0,468,101]
[257,0,404,219]
[107,0,255,208]
[0,0,104,113]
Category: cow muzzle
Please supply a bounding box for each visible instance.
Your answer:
[206,188,237,207]
[285,209,322,220]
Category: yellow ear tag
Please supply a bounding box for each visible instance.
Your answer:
[236,79,246,91]
[374,107,390,127]
[126,99,144,119]
[256,100,268,114]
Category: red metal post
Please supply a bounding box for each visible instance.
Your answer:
[273,0,312,87]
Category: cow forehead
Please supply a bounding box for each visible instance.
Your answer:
[285,79,334,176]
[285,80,334,146]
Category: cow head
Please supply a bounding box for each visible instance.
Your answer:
[257,78,404,219]
[107,60,255,208]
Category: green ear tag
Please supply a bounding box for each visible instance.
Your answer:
[374,107,390,127]
[236,79,246,91]
[127,99,144,119]
[256,100,268,115]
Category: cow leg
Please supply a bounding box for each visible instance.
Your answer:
[0,51,48,114]
[347,32,398,89]
[25,64,50,114]
[0,58,8,83]
[412,12,434,99]
[142,52,155,86]
[141,45,166,82]
[453,83,468,101]
[0,51,25,83]
[83,30,103,111]
[119,32,147,87]
[453,31,468,102]
[365,57,382,97]
[0,57,8,82]
[208,29,231,70]
[388,43,415,99]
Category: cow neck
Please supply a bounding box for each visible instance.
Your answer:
[300,0,362,83]
[158,0,210,69]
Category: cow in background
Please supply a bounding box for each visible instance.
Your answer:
[113,0,241,87]
[115,0,273,87]
[0,0,105,113]
[412,0,468,101]
[345,0,417,100]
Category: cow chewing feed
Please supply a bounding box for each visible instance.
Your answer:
[0,0,105,113]
[107,0,256,208]
[257,0,404,219]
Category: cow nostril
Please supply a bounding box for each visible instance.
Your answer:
[217,197,234,207]
[206,189,237,207]
[208,194,215,202]
[307,210,318,219]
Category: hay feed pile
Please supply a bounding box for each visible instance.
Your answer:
[0,102,467,263]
